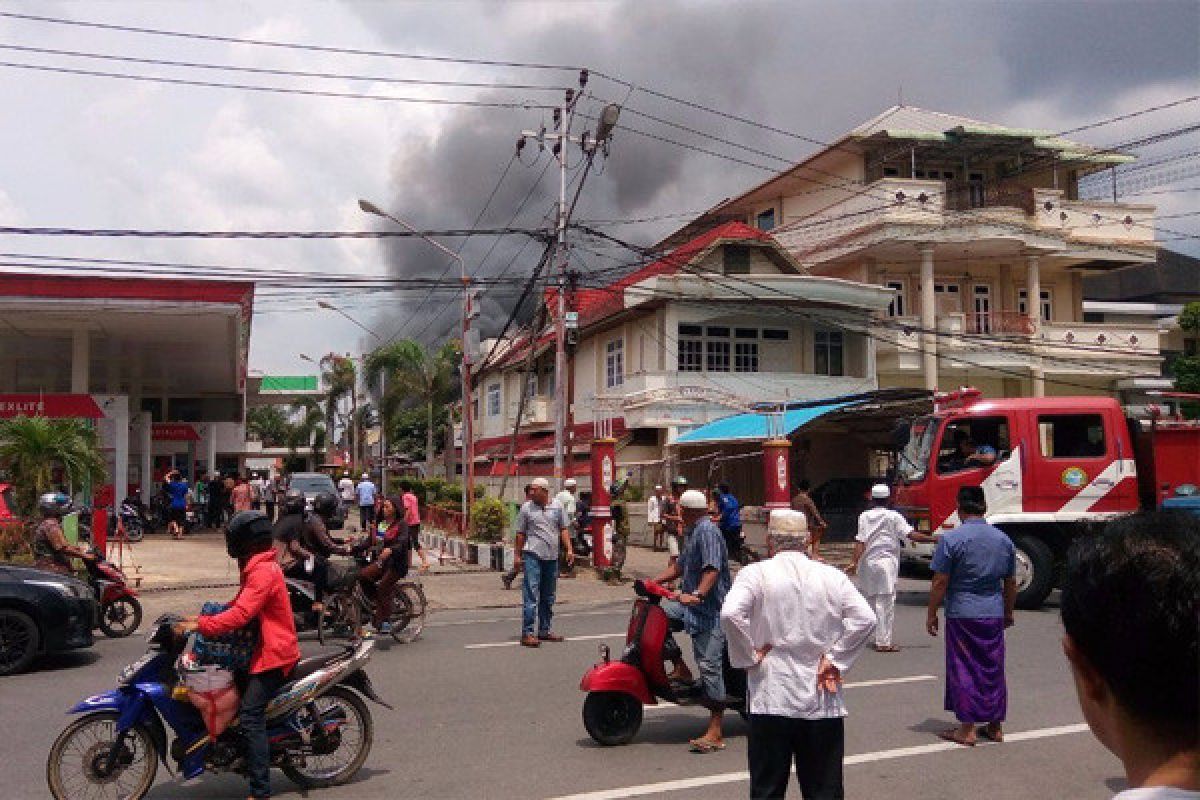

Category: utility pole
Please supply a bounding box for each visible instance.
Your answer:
[520,73,620,488]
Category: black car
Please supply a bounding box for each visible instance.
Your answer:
[0,563,96,675]
[810,478,880,542]
[287,472,347,529]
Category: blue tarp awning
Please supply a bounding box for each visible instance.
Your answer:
[674,400,858,445]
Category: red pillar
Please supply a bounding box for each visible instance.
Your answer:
[91,508,108,555]
[762,438,792,511]
[589,437,616,568]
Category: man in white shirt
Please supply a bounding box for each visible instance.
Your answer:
[554,478,578,527]
[646,485,664,551]
[337,472,354,504]
[1061,511,1199,800]
[847,483,921,653]
[721,520,876,800]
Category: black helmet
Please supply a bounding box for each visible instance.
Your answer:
[224,510,273,559]
[281,488,306,515]
[38,491,72,517]
[312,491,339,519]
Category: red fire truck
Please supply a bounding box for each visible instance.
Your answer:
[893,388,1200,609]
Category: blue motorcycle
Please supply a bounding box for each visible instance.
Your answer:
[46,615,389,799]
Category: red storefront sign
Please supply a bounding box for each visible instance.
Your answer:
[0,394,105,419]
[152,423,200,441]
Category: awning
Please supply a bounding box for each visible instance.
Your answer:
[674,400,857,445]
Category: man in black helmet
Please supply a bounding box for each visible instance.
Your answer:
[273,488,348,615]
[32,491,96,575]
[177,510,299,800]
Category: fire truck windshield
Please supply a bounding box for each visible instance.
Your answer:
[898,416,938,483]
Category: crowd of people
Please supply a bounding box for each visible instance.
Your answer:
[498,474,1197,800]
[27,465,1195,800]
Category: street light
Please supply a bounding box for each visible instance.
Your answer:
[316,300,389,492]
[359,198,474,535]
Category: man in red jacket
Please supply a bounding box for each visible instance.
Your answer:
[177,510,300,800]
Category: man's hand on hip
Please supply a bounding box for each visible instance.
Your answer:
[816,655,841,693]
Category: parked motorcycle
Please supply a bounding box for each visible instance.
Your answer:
[82,548,143,637]
[579,579,747,745]
[109,496,148,542]
[46,614,389,800]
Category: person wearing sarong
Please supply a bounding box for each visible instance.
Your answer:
[925,485,1016,747]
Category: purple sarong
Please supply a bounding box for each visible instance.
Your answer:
[944,617,1007,724]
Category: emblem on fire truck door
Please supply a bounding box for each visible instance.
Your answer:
[1061,466,1088,489]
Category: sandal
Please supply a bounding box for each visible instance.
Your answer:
[938,728,976,747]
[978,725,1004,743]
[688,738,726,753]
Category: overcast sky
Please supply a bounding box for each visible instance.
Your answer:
[0,0,1196,375]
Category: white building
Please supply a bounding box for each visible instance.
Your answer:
[663,105,1164,398]
[470,222,894,492]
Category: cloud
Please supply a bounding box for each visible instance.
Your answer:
[0,0,1194,374]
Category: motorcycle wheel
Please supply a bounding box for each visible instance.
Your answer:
[99,597,143,638]
[582,691,643,746]
[125,523,145,543]
[47,711,158,800]
[280,686,373,788]
[390,583,427,643]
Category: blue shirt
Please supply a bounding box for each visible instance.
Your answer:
[677,517,732,634]
[355,480,377,507]
[930,517,1016,619]
[716,493,741,530]
[166,480,189,510]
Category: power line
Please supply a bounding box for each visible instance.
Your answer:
[0,224,550,239]
[0,11,584,73]
[0,42,573,92]
[0,60,557,109]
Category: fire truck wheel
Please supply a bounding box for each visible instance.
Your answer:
[1012,535,1053,610]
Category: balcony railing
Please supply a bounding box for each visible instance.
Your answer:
[966,311,1036,335]
[774,178,1157,258]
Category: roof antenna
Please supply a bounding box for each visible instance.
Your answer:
[898,85,904,107]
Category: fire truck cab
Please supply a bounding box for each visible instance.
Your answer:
[893,388,1200,609]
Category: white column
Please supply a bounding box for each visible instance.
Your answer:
[138,412,153,501]
[204,423,218,476]
[112,397,129,510]
[919,245,938,391]
[71,328,90,394]
[1026,252,1045,397]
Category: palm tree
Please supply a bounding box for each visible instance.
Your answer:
[246,406,289,447]
[284,398,326,460]
[0,416,108,515]
[319,353,357,464]
[366,339,460,477]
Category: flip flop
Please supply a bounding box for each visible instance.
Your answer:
[938,729,976,747]
[688,739,726,753]
[978,726,1004,743]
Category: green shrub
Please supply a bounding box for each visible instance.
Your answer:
[470,496,509,542]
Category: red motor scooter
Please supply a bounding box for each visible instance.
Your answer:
[83,549,143,638]
[579,579,746,745]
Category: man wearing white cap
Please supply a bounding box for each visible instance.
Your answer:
[515,477,574,647]
[847,484,915,652]
[650,488,732,753]
[721,515,876,799]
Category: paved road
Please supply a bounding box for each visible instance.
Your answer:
[2,578,1126,799]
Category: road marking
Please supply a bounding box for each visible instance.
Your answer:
[642,675,938,713]
[431,609,620,628]
[465,632,624,650]
[545,722,1091,799]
